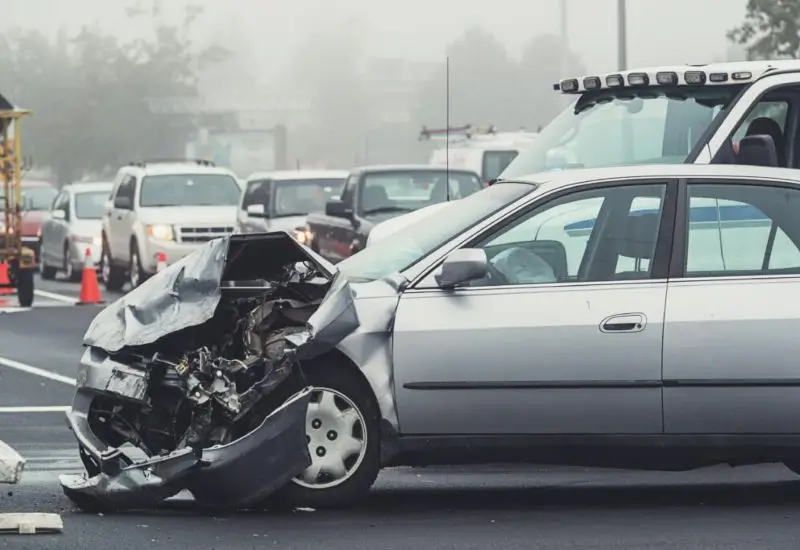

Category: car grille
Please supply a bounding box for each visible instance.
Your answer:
[177,225,234,243]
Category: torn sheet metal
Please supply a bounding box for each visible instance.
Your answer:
[60,388,311,512]
[83,232,334,354]
[0,441,25,484]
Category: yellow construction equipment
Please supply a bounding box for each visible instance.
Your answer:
[0,93,35,307]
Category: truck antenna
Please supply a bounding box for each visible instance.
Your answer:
[445,56,451,202]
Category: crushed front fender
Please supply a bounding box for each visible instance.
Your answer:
[59,388,312,513]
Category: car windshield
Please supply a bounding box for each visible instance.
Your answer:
[272,178,345,217]
[501,86,743,179]
[360,170,483,216]
[139,174,241,207]
[13,186,58,211]
[337,182,535,282]
[75,190,110,219]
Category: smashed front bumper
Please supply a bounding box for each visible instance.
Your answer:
[60,385,311,512]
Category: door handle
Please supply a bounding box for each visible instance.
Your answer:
[600,313,646,333]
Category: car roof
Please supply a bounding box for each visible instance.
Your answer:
[506,164,800,193]
[246,169,349,181]
[122,163,236,177]
[65,181,113,192]
[21,179,55,188]
[355,164,481,174]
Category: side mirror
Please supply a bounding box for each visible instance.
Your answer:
[246,203,266,218]
[114,196,132,209]
[52,209,66,221]
[737,135,779,167]
[435,248,489,289]
[325,198,352,219]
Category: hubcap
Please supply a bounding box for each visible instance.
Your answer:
[64,248,73,278]
[129,250,140,288]
[101,249,110,283]
[292,387,367,490]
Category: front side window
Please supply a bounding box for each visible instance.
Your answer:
[273,178,345,217]
[359,170,483,216]
[502,86,743,179]
[336,183,535,282]
[684,183,800,276]
[471,183,667,286]
[139,174,241,207]
[242,179,270,210]
[75,191,110,219]
[482,150,519,181]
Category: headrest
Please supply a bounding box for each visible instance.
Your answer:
[746,117,783,142]
[737,134,779,167]
[617,213,660,259]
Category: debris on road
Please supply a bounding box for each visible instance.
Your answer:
[60,232,360,513]
[0,440,25,484]
[0,513,63,535]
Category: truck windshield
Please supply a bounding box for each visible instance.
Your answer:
[337,182,535,282]
[272,178,345,217]
[501,86,744,179]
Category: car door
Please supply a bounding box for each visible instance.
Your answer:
[53,191,72,266]
[663,178,800,434]
[109,175,136,263]
[319,174,359,262]
[41,191,66,265]
[392,179,676,435]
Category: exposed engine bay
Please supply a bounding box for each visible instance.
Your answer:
[60,233,359,512]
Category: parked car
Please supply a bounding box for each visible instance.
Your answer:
[237,170,347,244]
[40,182,113,281]
[100,159,241,292]
[65,162,800,512]
[305,165,483,263]
[0,180,59,264]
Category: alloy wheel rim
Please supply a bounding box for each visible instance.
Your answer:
[292,387,368,490]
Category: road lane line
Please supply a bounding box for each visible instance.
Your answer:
[33,289,78,304]
[0,406,70,413]
[0,356,76,386]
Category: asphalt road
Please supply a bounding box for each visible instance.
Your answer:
[2,275,800,548]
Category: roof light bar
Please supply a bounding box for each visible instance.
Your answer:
[627,73,649,86]
[684,71,706,85]
[732,71,752,81]
[606,74,624,87]
[583,76,601,90]
[656,71,678,85]
[709,72,728,82]
[560,78,579,93]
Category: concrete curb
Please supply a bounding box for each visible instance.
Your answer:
[0,440,25,484]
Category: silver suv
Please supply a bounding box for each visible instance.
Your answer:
[100,160,242,291]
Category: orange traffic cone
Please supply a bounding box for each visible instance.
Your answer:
[0,263,12,296]
[77,248,104,305]
[155,252,167,273]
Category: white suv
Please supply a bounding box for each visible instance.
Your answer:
[100,160,242,291]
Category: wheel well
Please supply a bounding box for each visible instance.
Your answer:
[304,349,376,399]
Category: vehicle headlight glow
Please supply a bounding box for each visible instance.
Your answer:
[293,226,311,245]
[146,224,174,241]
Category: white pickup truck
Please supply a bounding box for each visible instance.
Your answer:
[502,60,800,178]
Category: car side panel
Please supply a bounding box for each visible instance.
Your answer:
[663,277,800,433]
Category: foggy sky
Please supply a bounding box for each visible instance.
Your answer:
[1,0,749,76]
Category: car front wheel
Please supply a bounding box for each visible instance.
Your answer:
[275,364,381,509]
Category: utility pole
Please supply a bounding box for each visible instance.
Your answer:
[617,0,627,70]
[560,0,568,76]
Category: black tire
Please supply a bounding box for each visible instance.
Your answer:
[40,258,57,280]
[274,363,381,510]
[17,267,34,307]
[128,241,147,289]
[101,242,125,292]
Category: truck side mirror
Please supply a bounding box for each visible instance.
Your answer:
[325,198,352,219]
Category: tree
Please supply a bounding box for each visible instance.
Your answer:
[0,1,228,183]
[413,27,520,132]
[727,0,800,60]
[517,34,586,129]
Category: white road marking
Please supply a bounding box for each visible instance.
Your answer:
[0,406,70,413]
[0,356,76,386]
[33,289,77,304]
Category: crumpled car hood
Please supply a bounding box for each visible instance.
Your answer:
[83,232,343,356]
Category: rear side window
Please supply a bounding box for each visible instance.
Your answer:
[684,182,800,277]
[242,179,270,210]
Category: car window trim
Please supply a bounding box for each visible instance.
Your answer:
[671,177,800,280]
[404,177,678,290]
